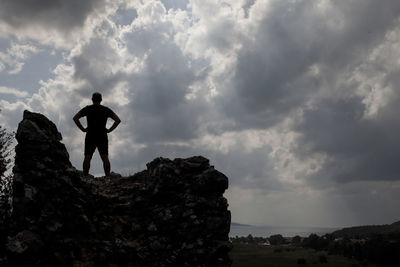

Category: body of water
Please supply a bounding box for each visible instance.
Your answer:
[230,224,339,237]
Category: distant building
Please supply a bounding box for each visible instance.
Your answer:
[260,241,270,246]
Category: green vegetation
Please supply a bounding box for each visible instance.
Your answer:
[269,234,285,245]
[230,230,400,266]
[332,221,400,238]
[230,243,377,267]
[0,123,12,179]
[0,121,13,219]
[0,120,13,263]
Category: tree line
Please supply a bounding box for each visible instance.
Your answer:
[231,231,400,266]
[0,115,13,265]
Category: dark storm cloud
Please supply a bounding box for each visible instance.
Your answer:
[207,0,400,186]
[296,95,400,184]
[287,0,400,184]
[219,1,321,129]
[127,45,203,142]
[72,37,123,96]
[242,0,256,18]
[0,0,106,31]
[111,7,138,26]
[120,8,207,143]
[219,0,400,130]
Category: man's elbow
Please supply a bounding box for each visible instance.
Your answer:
[73,112,82,121]
[113,116,121,124]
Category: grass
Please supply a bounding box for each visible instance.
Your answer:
[230,243,379,267]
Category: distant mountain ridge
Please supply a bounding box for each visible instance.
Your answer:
[333,220,400,238]
[231,222,252,227]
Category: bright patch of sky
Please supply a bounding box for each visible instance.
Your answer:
[162,0,189,10]
[0,42,64,102]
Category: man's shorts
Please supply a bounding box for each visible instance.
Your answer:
[84,132,108,156]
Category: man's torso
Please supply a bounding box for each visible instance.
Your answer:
[80,104,114,134]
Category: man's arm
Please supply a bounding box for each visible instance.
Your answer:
[73,112,87,132]
[107,113,121,133]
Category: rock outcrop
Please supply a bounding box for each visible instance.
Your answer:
[1,110,231,266]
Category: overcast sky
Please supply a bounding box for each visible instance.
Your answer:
[1,0,400,228]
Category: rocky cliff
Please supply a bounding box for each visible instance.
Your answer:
[1,110,231,266]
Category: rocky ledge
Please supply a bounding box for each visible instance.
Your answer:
[0,110,231,266]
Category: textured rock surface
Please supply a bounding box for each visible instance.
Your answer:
[1,110,231,266]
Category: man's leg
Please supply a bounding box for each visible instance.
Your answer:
[84,133,96,176]
[100,154,111,176]
[98,133,110,176]
[83,154,92,176]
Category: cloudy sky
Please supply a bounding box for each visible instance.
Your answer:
[1,0,400,228]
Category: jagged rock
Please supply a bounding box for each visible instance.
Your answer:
[1,110,231,266]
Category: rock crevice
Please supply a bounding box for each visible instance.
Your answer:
[3,110,231,266]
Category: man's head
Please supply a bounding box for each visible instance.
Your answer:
[92,92,102,104]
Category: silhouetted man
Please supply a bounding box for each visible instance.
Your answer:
[73,92,121,176]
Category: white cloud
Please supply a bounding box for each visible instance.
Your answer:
[0,42,40,74]
[0,86,29,98]
[0,99,29,131]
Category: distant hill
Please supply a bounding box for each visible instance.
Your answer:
[231,222,252,227]
[332,220,400,238]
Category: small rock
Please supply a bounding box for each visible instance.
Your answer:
[147,223,157,232]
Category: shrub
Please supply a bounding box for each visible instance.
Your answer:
[319,255,328,263]
[297,258,307,264]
